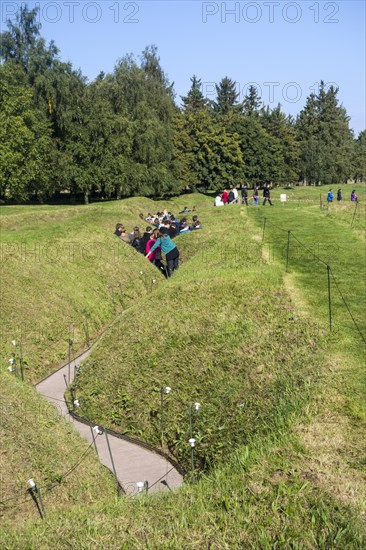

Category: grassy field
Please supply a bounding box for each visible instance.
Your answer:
[1,184,365,547]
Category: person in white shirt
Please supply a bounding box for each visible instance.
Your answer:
[215,195,224,206]
[232,186,239,203]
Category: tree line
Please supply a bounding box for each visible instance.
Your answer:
[0,5,365,203]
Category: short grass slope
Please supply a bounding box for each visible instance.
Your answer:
[0,371,116,528]
[0,195,210,382]
[247,193,366,515]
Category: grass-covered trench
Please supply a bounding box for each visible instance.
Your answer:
[0,195,207,382]
[1,185,365,548]
[72,205,323,474]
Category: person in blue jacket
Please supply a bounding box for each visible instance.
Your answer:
[327,189,333,203]
[146,227,179,277]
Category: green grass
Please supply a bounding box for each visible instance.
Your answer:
[1,185,365,547]
[0,371,116,529]
[2,435,365,548]
[72,210,324,474]
[0,194,211,382]
[248,199,366,417]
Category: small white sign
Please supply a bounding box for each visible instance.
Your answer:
[280,194,287,203]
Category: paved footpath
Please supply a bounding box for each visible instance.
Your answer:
[36,348,182,495]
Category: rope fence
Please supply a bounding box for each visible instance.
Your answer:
[259,213,365,345]
[2,281,181,518]
[0,438,97,512]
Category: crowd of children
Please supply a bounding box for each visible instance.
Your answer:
[114,208,202,277]
[215,184,273,207]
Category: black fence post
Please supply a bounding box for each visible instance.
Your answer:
[104,428,121,496]
[83,400,98,454]
[68,337,72,384]
[19,339,24,382]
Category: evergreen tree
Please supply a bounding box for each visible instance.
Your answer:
[261,105,300,185]
[224,112,283,185]
[242,85,262,117]
[353,130,366,182]
[110,50,180,198]
[174,109,244,190]
[181,75,208,113]
[297,82,354,184]
[213,76,240,115]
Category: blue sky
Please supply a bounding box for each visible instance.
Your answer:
[2,1,365,134]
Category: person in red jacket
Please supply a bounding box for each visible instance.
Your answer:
[221,189,229,205]
[146,229,167,277]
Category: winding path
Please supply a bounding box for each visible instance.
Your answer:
[36,347,183,495]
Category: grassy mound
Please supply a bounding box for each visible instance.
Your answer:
[0,195,211,382]
[72,207,323,474]
[0,371,116,528]
[2,441,365,548]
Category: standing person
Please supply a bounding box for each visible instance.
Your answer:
[263,184,273,206]
[232,186,239,204]
[337,188,342,201]
[241,185,248,205]
[228,189,235,204]
[146,229,158,262]
[146,229,166,276]
[327,189,333,203]
[221,189,229,205]
[146,228,180,277]
[250,186,259,205]
[351,190,358,202]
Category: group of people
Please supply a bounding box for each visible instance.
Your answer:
[215,184,273,207]
[327,189,358,203]
[114,207,202,277]
[140,207,202,234]
[216,185,359,207]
